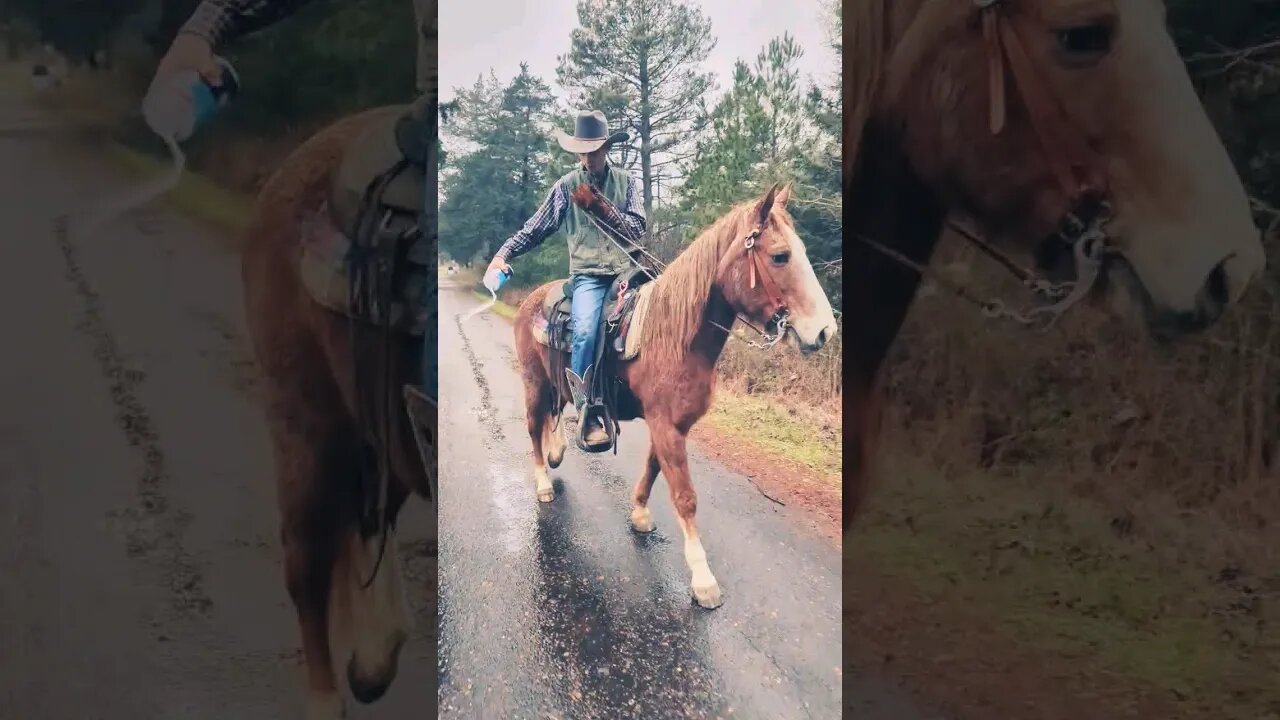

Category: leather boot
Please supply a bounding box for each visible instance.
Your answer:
[566,368,609,446]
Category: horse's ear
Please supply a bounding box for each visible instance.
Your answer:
[776,181,793,208]
[756,182,781,224]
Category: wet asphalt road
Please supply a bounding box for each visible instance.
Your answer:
[436,286,847,719]
[0,91,435,718]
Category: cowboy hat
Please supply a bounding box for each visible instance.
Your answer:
[554,110,630,154]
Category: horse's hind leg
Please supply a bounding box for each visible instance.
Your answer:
[650,420,722,609]
[524,379,555,502]
[629,442,660,533]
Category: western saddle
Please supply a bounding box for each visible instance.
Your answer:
[533,266,656,454]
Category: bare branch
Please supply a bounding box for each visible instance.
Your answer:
[1185,39,1280,63]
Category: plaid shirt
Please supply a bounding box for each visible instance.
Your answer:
[179,0,316,46]
[496,167,646,263]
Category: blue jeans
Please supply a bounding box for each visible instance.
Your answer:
[570,274,613,381]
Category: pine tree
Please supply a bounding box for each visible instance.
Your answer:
[439,65,564,270]
[556,0,716,216]
[674,25,842,306]
[677,32,808,227]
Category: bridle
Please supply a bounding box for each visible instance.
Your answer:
[856,0,1115,331]
[737,223,791,348]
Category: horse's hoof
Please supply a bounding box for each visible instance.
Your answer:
[304,690,346,719]
[630,507,655,533]
[534,467,554,503]
[692,582,723,609]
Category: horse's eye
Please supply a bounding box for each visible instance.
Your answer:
[771,252,790,266]
[1054,23,1113,66]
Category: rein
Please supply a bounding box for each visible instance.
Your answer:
[857,0,1114,331]
[573,185,791,350]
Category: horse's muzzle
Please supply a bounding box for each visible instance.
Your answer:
[793,320,838,355]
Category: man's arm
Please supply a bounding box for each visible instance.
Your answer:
[619,173,647,243]
[494,182,569,263]
[179,0,316,48]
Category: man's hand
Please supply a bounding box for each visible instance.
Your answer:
[487,256,511,276]
[150,32,222,98]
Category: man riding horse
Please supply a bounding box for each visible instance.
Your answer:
[486,110,646,448]
[146,0,437,415]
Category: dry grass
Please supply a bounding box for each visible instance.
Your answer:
[857,229,1280,718]
[716,326,842,416]
[882,230,1280,547]
[707,331,842,482]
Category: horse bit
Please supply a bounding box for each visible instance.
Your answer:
[859,0,1116,333]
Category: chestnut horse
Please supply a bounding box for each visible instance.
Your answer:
[844,0,1267,527]
[513,182,839,609]
[240,105,434,719]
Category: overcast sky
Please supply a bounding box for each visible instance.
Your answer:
[438,0,838,107]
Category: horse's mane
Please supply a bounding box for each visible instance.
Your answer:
[638,201,757,366]
[846,0,889,182]
[847,0,958,180]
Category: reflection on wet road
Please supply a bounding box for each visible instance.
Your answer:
[437,286,841,719]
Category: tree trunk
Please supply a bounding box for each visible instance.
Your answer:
[639,52,653,216]
[770,106,779,165]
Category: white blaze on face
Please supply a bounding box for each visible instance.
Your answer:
[1108,0,1264,319]
[781,223,839,352]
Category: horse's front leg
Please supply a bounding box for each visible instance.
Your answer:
[629,441,660,533]
[650,421,721,608]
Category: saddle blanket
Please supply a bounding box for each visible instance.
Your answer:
[531,280,655,361]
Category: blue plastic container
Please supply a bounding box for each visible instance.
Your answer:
[484,266,513,293]
[143,57,240,142]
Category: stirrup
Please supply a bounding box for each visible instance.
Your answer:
[576,403,615,453]
[565,366,613,453]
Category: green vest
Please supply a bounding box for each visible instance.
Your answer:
[561,165,636,276]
